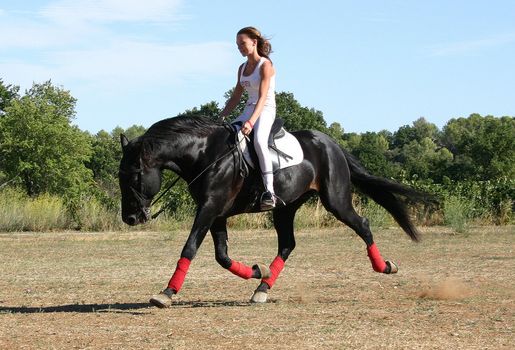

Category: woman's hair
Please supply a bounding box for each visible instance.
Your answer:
[237,26,272,59]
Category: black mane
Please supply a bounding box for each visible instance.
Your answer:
[143,116,220,140]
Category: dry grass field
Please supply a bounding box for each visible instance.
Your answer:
[0,226,513,349]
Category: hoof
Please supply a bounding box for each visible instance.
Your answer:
[254,264,271,279]
[149,291,173,308]
[385,261,399,274]
[250,290,268,303]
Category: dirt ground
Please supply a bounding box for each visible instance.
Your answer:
[0,226,513,349]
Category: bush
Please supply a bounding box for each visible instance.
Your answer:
[1,178,511,233]
[228,212,274,230]
[0,187,69,231]
[498,199,513,225]
[70,197,124,231]
[294,199,339,229]
[443,196,474,233]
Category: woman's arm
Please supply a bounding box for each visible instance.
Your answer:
[247,60,274,126]
[219,65,244,119]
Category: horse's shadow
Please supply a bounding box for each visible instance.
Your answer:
[0,300,252,314]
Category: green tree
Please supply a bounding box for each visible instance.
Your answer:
[353,132,398,178]
[326,122,345,146]
[276,92,327,132]
[87,130,121,189]
[398,137,453,182]
[441,114,515,181]
[0,81,93,197]
[392,117,439,148]
[0,80,21,183]
[111,124,146,141]
[342,132,362,153]
[378,129,394,146]
[178,101,221,120]
[0,79,20,116]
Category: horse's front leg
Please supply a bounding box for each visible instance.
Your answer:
[210,217,271,280]
[149,207,215,308]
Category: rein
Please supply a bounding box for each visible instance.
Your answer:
[150,143,238,219]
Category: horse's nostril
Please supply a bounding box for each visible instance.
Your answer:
[126,215,137,226]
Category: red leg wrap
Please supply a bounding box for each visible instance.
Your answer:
[167,257,191,293]
[228,260,253,279]
[367,243,387,273]
[262,256,285,288]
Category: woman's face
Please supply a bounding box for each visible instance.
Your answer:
[236,34,256,57]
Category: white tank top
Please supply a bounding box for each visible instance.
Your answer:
[240,57,276,107]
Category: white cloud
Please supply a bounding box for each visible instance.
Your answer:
[0,0,184,49]
[40,0,183,24]
[1,41,236,92]
[51,41,235,87]
[1,0,237,102]
[0,16,90,49]
[429,33,515,57]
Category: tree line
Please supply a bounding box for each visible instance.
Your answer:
[0,79,513,228]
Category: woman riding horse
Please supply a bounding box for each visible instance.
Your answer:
[219,26,278,210]
[118,115,431,308]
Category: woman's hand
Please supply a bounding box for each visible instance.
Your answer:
[242,120,253,135]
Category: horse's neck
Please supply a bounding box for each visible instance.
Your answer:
[159,132,221,181]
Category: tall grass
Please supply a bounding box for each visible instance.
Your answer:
[1,187,509,233]
[498,199,513,225]
[0,187,127,232]
[352,197,395,229]
[228,212,273,230]
[0,187,196,232]
[72,199,124,232]
[443,195,474,233]
[0,188,69,231]
[225,197,394,230]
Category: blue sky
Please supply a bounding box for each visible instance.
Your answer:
[1,0,514,134]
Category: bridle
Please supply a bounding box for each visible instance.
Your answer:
[119,166,154,221]
[120,123,248,220]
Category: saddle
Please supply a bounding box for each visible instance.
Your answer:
[231,118,304,173]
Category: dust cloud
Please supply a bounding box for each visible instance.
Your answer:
[417,278,473,300]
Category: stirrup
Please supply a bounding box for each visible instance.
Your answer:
[260,191,276,210]
[260,192,286,210]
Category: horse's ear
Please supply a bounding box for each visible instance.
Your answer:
[120,134,129,148]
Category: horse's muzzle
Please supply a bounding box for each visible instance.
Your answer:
[123,207,150,226]
[124,215,138,226]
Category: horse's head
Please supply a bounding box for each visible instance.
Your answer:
[118,134,162,226]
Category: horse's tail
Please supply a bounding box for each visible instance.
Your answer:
[342,149,434,242]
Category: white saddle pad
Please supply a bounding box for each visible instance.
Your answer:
[237,128,304,172]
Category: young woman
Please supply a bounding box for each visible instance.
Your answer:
[219,26,277,210]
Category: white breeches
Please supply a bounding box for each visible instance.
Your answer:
[234,103,276,193]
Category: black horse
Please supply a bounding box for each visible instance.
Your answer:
[119,116,429,307]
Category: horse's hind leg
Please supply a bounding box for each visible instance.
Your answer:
[320,184,398,274]
[251,203,300,303]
